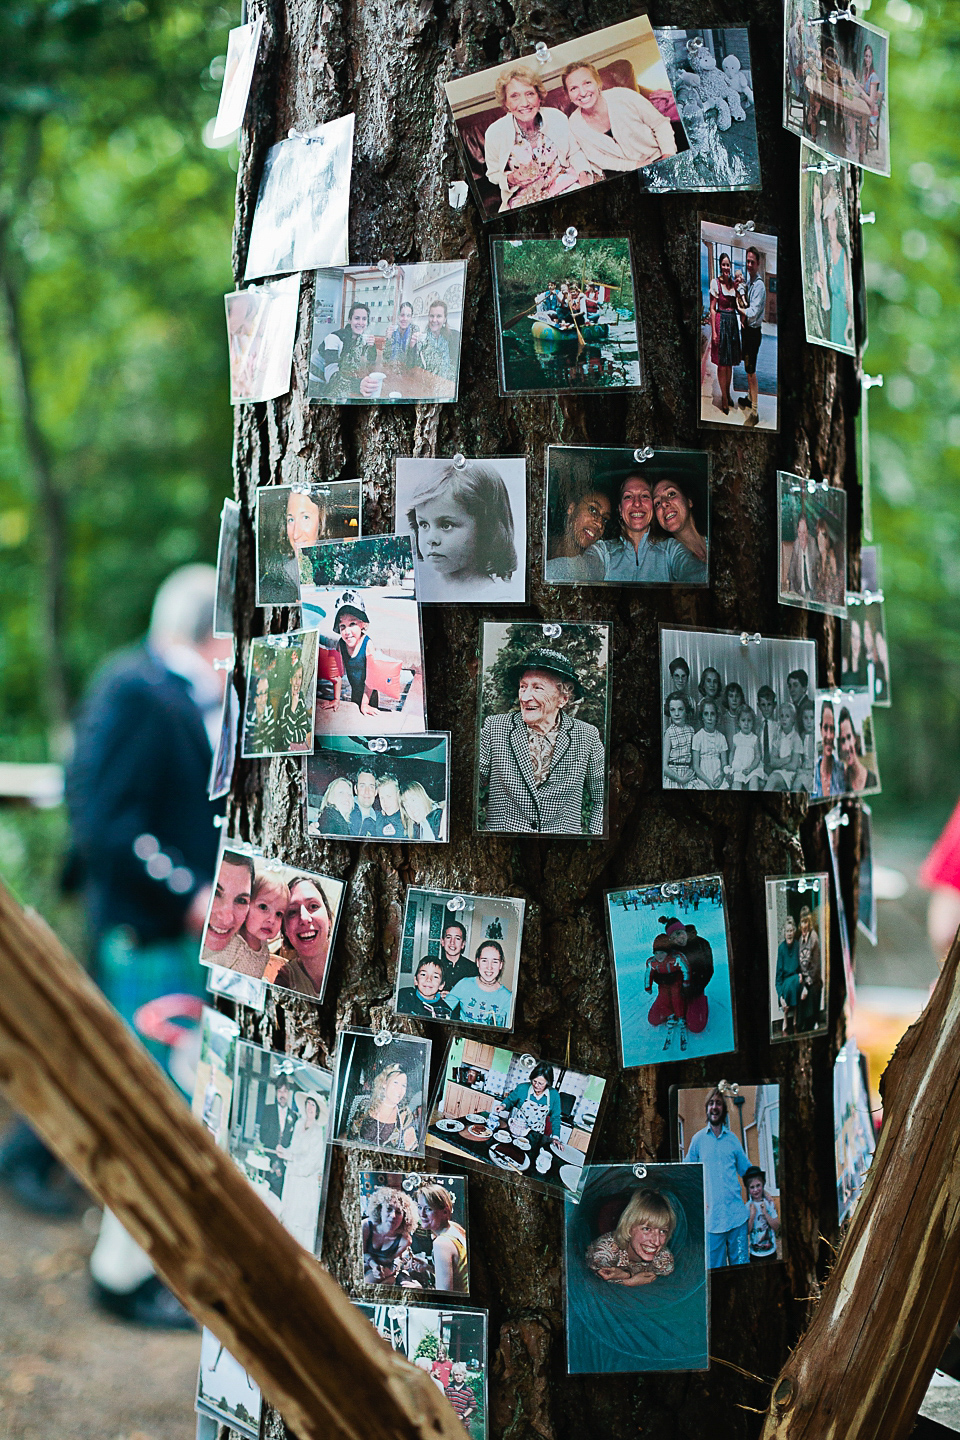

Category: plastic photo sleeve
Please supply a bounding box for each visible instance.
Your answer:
[426,1035,606,1198]
[213,498,240,637]
[191,1007,239,1150]
[764,874,830,1043]
[544,446,709,586]
[395,456,527,604]
[490,236,642,397]
[229,1041,334,1257]
[476,619,611,836]
[305,262,466,405]
[857,802,878,945]
[659,626,818,795]
[355,1302,488,1438]
[358,1170,470,1294]
[394,886,525,1031]
[834,1038,876,1224]
[255,479,362,608]
[331,1030,431,1157]
[783,0,890,178]
[243,113,354,282]
[651,27,760,193]
[825,803,856,1003]
[196,1327,263,1440]
[225,274,300,404]
[306,733,451,843]
[564,1163,708,1375]
[605,876,736,1067]
[241,630,319,759]
[699,217,778,433]
[799,141,856,356]
[212,17,263,138]
[208,674,239,802]
[672,1081,783,1269]
[206,963,266,1012]
[777,472,848,618]
[812,689,881,800]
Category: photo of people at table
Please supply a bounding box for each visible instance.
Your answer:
[784,0,889,177]
[394,887,525,1030]
[778,472,848,618]
[224,273,300,404]
[255,479,361,607]
[426,1036,605,1197]
[799,141,856,355]
[358,1171,469,1295]
[700,220,778,431]
[306,262,465,404]
[765,874,830,1041]
[306,733,450,842]
[812,690,881,799]
[243,113,354,281]
[241,629,319,757]
[332,1031,431,1157]
[355,1303,488,1440]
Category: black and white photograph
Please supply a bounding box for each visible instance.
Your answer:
[331,1030,431,1157]
[476,620,611,836]
[834,1039,876,1225]
[564,1163,708,1375]
[491,236,642,397]
[784,0,890,177]
[426,1036,606,1198]
[765,874,830,1041]
[299,536,426,736]
[395,456,526,604]
[192,1006,239,1150]
[306,262,466,405]
[306,734,451,843]
[700,219,778,432]
[395,886,525,1030]
[241,630,319,758]
[858,802,878,945]
[229,1041,333,1255]
[225,275,300,404]
[213,497,240,636]
[196,1328,262,1440]
[208,675,239,802]
[841,594,890,707]
[544,446,709,586]
[359,1171,470,1294]
[255,479,362,608]
[355,1302,488,1439]
[243,113,354,281]
[800,140,856,355]
[660,626,818,793]
[778,472,848,618]
[212,17,263,138]
[650,27,759,193]
[812,689,881,799]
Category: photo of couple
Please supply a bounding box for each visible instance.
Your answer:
[394,886,525,1031]
[359,1171,469,1295]
[306,733,450,842]
[812,690,881,798]
[765,875,830,1041]
[241,629,319,758]
[700,220,778,431]
[784,0,890,177]
[255,480,361,608]
[778,472,848,618]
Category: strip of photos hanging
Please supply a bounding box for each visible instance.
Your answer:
[670,1079,784,1270]
[354,1302,489,1438]
[783,0,890,178]
[212,16,263,139]
[699,215,778,433]
[543,446,709,587]
[659,626,818,794]
[255,479,362,607]
[834,1038,876,1225]
[799,143,856,356]
[306,732,451,842]
[651,27,760,193]
[225,274,300,404]
[425,1035,607,1200]
[764,873,830,1044]
[243,111,354,281]
[196,1328,263,1440]
[330,1029,432,1158]
[213,498,240,637]
[564,1162,709,1375]
[241,629,319,758]
[357,1170,471,1295]
[394,886,525,1031]
[857,802,878,945]
[777,471,848,618]
[192,1007,239,1151]
[604,875,737,1068]
[811,689,881,799]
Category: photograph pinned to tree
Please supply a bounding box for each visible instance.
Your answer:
[858,802,878,945]
[783,0,890,177]
[213,497,240,636]
[841,593,890,707]
[243,112,354,281]
[355,1302,488,1439]
[394,456,526,604]
[476,620,610,837]
[426,1035,606,1198]
[834,1038,876,1225]
[605,876,736,1067]
[211,16,263,138]
[191,1006,239,1150]
[650,27,759,193]
[564,1162,708,1375]
[306,261,466,404]
[306,733,450,842]
[799,140,856,355]
[358,1171,470,1294]
[812,689,881,799]
[490,235,641,397]
[255,478,362,608]
[241,629,319,758]
[699,217,777,432]
[765,874,830,1042]
[225,274,300,404]
[331,1030,432,1157]
[196,1328,262,1440]
[443,14,684,220]
[777,471,848,618]
[394,886,525,1030]
[208,674,239,802]
[544,446,709,586]
[660,625,818,793]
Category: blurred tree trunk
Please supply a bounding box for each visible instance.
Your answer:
[227,1,865,1436]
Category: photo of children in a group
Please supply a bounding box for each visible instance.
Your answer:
[564,1163,708,1375]
[765,875,830,1042]
[241,630,319,758]
[196,1328,262,1440]
[229,1042,333,1256]
[192,1007,238,1150]
[255,480,362,608]
[331,1032,431,1157]
[212,16,262,139]
[356,1303,488,1440]
[214,498,240,636]
[243,113,354,281]
[799,141,856,355]
[445,15,684,221]
[812,689,881,799]
[306,733,450,842]
[394,888,524,1030]
[395,457,526,605]
[660,627,818,794]
[834,1038,876,1225]
[778,473,848,618]
[491,236,641,397]
[427,1037,605,1197]
[841,597,890,708]
[359,1171,470,1294]
[675,1082,782,1269]
[225,274,300,404]
[651,27,759,193]
[605,876,735,1067]
[700,220,778,432]
[544,446,709,586]
[298,536,425,735]
[199,845,345,1003]
[306,262,466,405]
[476,621,610,836]
[783,0,890,178]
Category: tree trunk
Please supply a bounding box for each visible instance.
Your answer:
[229,1,865,1436]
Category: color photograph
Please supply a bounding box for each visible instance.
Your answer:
[358,1171,469,1294]
[784,0,890,176]
[765,874,830,1041]
[834,1039,876,1225]
[191,1006,239,1150]
[212,17,263,137]
[841,595,890,708]
[331,1030,431,1157]
[812,689,881,799]
[355,1302,488,1439]
[700,219,778,431]
[255,479,362,607]
[777,472,848,618]
[650,27,759,193]
[306,733,450,842]
[241,629,319,758]
[196,1329,262,1440]
[799,140,856,355]
[243,112,354,280]
[395,886,525,1030]
[225,273,300,403]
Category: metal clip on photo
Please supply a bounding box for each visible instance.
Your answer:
[660,882,681,897]
[740,632,762,646]
[633,447,655,463]
[717,1079,740,1097]
[807,478,830,493]
[845,591,863,607]
[797,877,819,894]
[733,221,755,236]
[542,623,562,639]
[633,1164,648,1180]
[685,35,704,53]
[809,4,857,22]
[212,657,233,671]
[863,588,884,605]
[825,806,850,831]
[561,226,578,251]
[534,40,551,65]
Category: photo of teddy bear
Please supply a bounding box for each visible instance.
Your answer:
[646,28,760,194]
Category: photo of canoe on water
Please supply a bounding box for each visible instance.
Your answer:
[490,236,642,396]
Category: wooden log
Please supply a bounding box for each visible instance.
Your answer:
[762,933,960,1439]
[0,880,467,1440]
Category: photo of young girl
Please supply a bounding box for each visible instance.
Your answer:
[358,1171,470,1295]
[394,887,525,1032]
[765,874,830,1041]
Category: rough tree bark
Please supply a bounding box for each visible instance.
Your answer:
[227,0,867,1436]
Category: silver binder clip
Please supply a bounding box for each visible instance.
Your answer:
[373,1028,394,1047]
[633,1164,648,1180]
[825,806,849,831]
[367,736,389,753]
[212,656,233,671]
[542,623,562,639]
[803,160,842,174]
[845,591,863,607]
[734,221,755,236]
[446,895,467,912]
[685,35,704,53]
[561,226,578,251]
[806,479,830,493]
[660,882,681,897]
[717,1080,740,1097]
[633,447,655,463]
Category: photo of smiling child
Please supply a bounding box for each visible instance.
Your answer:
[395,887,524,1030]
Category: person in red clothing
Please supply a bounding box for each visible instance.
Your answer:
[919,797,960,961]
[445,1363,477,1430]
